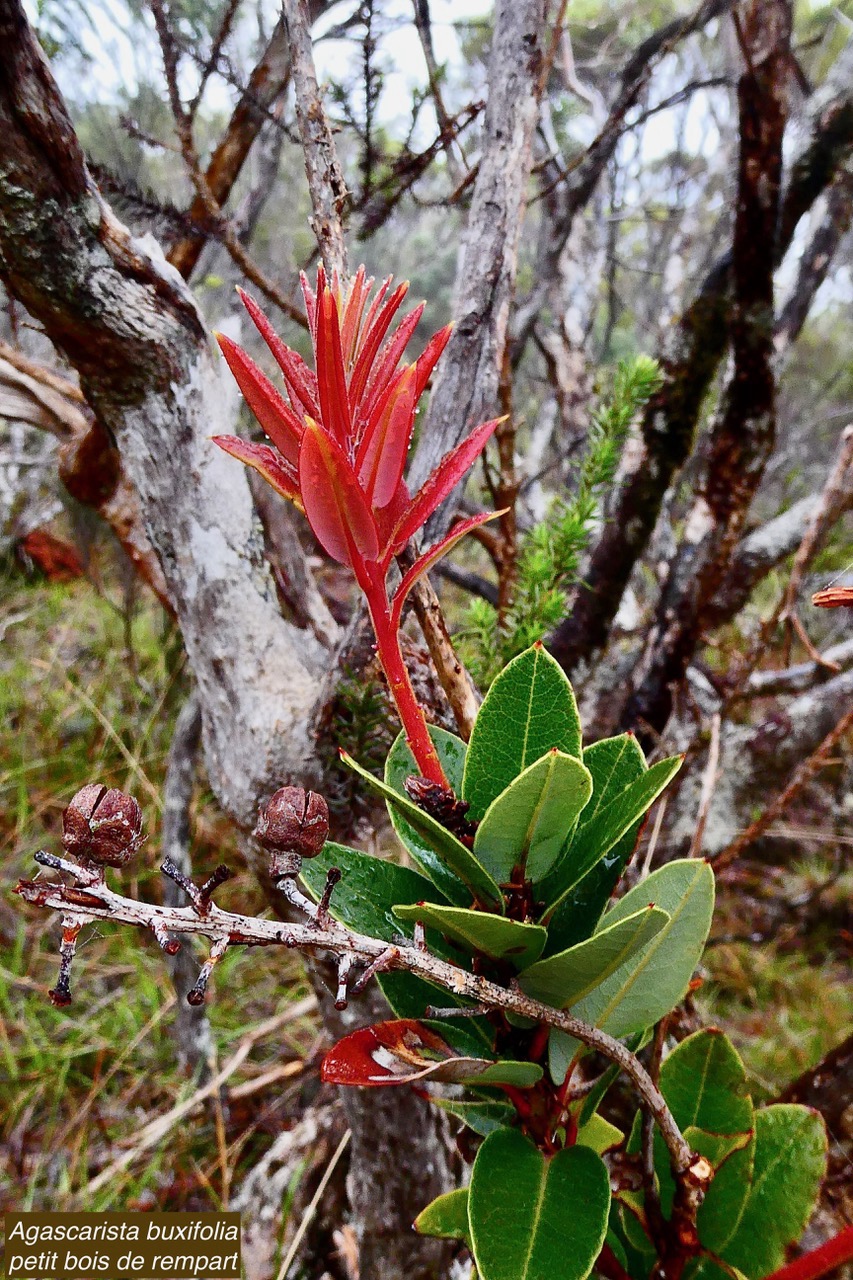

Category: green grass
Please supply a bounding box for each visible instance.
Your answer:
[1,571,319,1212]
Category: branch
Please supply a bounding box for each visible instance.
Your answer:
[281,0,349,281]
[167,12,293,280]
[742,636,853,698]
[549,38,853,677]
[15,854,706,1189]
[774,169,853,358]
[512,0,735,361]
[150,0,306,326]
[712,699,853,870]
[620,0,793,738]
[0,342,171,606]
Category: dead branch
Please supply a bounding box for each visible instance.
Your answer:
[712,700,853,870]
[407,0,546,517]
[549,38,853,677]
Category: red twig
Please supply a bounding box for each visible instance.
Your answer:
[763,1227,853,1280]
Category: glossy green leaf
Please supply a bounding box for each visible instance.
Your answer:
[301,843,446,940]
[463,645,583,819]
[720,1105,827,1279]
[435,1096,516,1137]
[659,1029,753,1136]
[549,860,714,1079]
[383,726,474,907]
[474,1061,544,1087]
[541,755,683,926]
[414,1188,471,1244]
[473,750,593,884]
[538,734,648,952]
[519,906,670,1008]
[469,1129,610,1280]
[393,902,547,969]
[342,749,504,910]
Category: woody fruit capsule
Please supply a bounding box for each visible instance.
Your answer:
[214,266,500,787]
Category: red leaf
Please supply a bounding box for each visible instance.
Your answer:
[389,510,505,628]
[348,280,409,410]
[299,419,379,569]
[361,302,425,422]
[375,478,411,553]
[315,288,353,446]
[236,288,319,419]
[356,365,418,509]
[213,436,303,510]
[321,1018,518,1087]
[390,417,502,550]
[216,334,304,466]
[321,1020,450,1086]
[413,323,452,400]
[300,268,319,336]
[340,264,372,366]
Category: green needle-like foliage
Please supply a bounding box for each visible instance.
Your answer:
[462,355,663,687]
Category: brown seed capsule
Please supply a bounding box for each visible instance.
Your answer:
[254,787,329,875]
[62,783,145,867]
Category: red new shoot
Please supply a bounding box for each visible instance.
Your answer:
[214,265,500,785]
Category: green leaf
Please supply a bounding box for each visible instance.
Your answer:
[463,644,583,819]
[469,1129,610,1280]
[541,755,683,926]
[692,1129,755,1253]
[473,750,593,884]
[474,1061,544,1087]
[549,860,714,1080]
[538,734,648,952]
[519,906,670,1008]
[342,748,504,910]
[659,1029,753,1136]
[300,843,446,940]
[435,1097,516,1137]
[415,1188,471,1244]
[576,1112,624,1155]
[720,1105,827,1279]
[683,1257,743,1280]
[393,903,547,969]
[378,971,495,1050]
[383,726,474,907]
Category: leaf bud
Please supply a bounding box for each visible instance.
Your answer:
[62,783,145,867]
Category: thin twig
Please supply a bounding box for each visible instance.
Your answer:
[150,0,306,326]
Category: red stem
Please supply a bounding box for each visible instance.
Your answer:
[363,567,449,787]
[763,1227,853,1280]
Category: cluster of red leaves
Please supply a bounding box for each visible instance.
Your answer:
[214,265,499,606]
